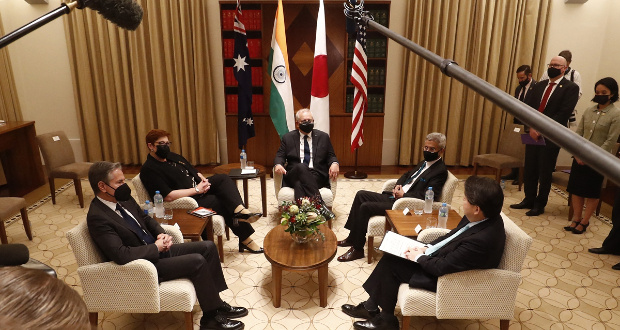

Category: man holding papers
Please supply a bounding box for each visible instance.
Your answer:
[341,176,506,330]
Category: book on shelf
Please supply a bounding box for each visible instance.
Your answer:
[188,207,217,218]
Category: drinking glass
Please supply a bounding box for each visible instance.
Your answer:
[413,205,424,216]
[426,217,437,229]
[246,161,255,169]
[162,208,173,225]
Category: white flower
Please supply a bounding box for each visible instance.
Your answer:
[289,205,299,214]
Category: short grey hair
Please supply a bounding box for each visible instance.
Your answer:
[426,132,446,150]
[88,161,122,194]
[295,108,313,122]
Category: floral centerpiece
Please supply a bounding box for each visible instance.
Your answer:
[279,196,327,243]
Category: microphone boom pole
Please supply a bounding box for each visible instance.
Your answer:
[346,4,620,186]
[0,2,78,50]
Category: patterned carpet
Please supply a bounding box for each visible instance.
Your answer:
[2,176,620,329]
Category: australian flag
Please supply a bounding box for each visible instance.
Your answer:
[233,0,255,149]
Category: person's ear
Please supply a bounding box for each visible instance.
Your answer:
[97,181,107,193]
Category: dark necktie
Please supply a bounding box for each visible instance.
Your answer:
[116,204,155,244]
[537,82,556,113]
[303,135,310,165]
[519,88,525,102]
[404,162,426,185]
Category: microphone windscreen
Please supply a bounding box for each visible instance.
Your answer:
[0,244,30,266]
[81,0,144,31]
[345,0,357,36]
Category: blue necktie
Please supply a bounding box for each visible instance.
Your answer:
[116,204,155,244]
[404,162,426,185]
[424,222,472,256]
[303,135,310,165]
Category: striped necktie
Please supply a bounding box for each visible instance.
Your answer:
[424,222,472,256]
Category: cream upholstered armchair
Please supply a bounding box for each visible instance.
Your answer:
[131,173,228,262]
[396,212,532,330]
[273,168,337,228]
[366,171,459,263]
[66,221,197,330]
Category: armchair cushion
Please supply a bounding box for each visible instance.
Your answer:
[273,169,337,207]
[131,174,199,209]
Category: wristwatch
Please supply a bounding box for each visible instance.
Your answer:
[195,186,200,193]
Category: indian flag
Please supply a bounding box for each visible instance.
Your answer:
[268,0,295,138]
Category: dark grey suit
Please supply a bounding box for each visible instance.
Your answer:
[86,196,227,312]
[363,214,506,313]
[274,129,338,199]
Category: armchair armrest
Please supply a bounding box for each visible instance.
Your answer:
[393,198,451,211]
[164,197,198,210]
[382,179,398,193]
[77,259,161,313]
[435,268,521,319]
[273,168,283,198]
[162,224,184,243]
[417,228,450,243]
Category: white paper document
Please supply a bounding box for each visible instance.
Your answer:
[241,168,258,175]
[379,231,426,259]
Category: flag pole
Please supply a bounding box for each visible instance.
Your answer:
[344,149,367,179]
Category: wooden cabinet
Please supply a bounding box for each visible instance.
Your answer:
[220,1,390,168]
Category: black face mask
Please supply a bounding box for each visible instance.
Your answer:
[519,79,530,87]
[592,95,610,105]
[105,182,132,202]
[155,144,170,159]
[299,122,314,134]
[547,67,562,79]
[423,150,440,162]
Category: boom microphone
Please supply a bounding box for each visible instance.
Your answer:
[78,0,144,31]
[344,0,358,36]
[0,244,30,266]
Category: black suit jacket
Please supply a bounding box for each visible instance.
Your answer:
[523,77,579,147]
[412,214,506,291]
[394,159,448,201]
[87,196,165,265]
[274,129,338,183]
[514,79,537,100]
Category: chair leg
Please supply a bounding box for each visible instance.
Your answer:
[74,178,84,208]
[49,177,56,204]
[0,217,7,244]
[367,236,374,264]
[218,235,224,263]
[225,225,230,241]
[20,207,33,241]
[184,311,193,330]
[500,319,509,330]
[473,162,479,176]
[596,198,602,216]
[568,192,574,222]
[495,169,501,183]
[328,219,332,229]
[401,315,411,329]
[89,312,98,326]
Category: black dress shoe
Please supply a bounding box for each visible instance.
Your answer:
[234,211,262,224]
[353,314,399,330]
[341,302,379,319]
[200,315,244,330]
[239,241,264,254]
[588,247,609,255]
[510,200,534,209]
[337,239,353,247]
[612,262,620,270]
[525,207,544,216]
[217,302,248,318]
[337,247,364,262]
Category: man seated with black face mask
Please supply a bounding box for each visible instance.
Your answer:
[86,161,247,330]
[337,132,449,262]
[273,108,339,217]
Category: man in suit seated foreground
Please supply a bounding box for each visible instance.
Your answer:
[86,161,247,330]
[341,176,506,330]
[337,132,449,262]
[273,108,339,218]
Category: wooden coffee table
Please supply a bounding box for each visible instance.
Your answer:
[213,163,267,217]
[263,224,337,308]
[171,209,211,242]
[385,208,462,237]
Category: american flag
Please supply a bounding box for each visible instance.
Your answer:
[233,0,255,149]
[350,18,367,152]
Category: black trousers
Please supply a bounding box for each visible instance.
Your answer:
[344,190,395,250]
[283,163,329,201]
[363,254,422,314]
[524,144,561,208]
[154,240,227,313]
[194,174,254,241]
[603,187,620,254]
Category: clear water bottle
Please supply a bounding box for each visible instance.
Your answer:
[240,149,247,169]
[144,200,154,217]
[438,203,448,228]
[153,191,164,219]
[500,180,506,190]
[424,187,434,214]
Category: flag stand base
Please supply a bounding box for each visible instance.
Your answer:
[344,170,367,179]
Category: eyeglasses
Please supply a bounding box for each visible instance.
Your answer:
[547,64,564,69]
[423,146,439,152]
[155,141,172,146]
[300,120,314,124]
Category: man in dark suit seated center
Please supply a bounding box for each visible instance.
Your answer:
[342,176,506,330]
[337,132,449,262]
